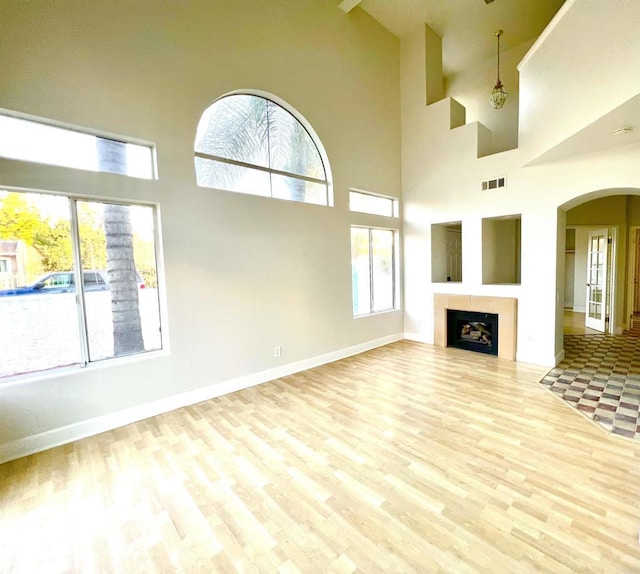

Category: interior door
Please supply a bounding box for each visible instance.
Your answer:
[585,228,608,332]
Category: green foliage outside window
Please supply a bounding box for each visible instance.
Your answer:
[0,191,157,285]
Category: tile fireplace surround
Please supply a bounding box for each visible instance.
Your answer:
[434,294,517,360]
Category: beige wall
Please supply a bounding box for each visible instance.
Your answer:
[0,1,402,460]
[481,217,521,285]
[567,196,628,225]
[571,227,590,312]
[627,197,640,225]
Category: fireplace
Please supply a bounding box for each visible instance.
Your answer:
[447,310,499,356]
[434,294,517,360]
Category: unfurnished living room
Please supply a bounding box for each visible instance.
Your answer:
[1,0,640,572]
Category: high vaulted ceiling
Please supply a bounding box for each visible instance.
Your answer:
[342,0,566,76]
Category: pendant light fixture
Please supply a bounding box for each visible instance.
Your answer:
[489,29,507,109]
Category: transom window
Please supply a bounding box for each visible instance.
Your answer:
[349,190,399,217]
[0,112,155,179]
[194,94,331,206]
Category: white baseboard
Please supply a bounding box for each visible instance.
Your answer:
[0,333,403,464]
[403,332,430,344]
[554,349,566,366]
[516,350,559,368]
[572,306,586,313]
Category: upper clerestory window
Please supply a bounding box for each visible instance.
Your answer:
[194,94,332,206]
[0,112,155,179]
[349,189,399,217]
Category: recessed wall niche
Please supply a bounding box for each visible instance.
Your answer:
[431,222,462,282]
[482,215,521,285]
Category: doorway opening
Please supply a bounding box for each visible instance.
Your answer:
[563,225,616,334]
[560,191,640,346]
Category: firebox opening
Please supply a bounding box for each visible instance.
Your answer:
[447,309,499,356]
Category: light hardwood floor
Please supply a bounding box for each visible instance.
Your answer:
[2,341,640,573]
[563,310,600,335]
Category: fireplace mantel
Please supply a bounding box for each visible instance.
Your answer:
[434,294,517,360]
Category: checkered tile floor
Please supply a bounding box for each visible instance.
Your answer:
[540,332,640,440]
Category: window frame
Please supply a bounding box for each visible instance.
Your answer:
[0,108,157,180]
[349,189,399,218]
[350,225,399,317]
[0,187,165,382]
[194,92,333,206]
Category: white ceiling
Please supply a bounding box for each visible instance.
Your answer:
[529,94,640,165]
[348,0,566,76]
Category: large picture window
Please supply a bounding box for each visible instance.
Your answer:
[0,189,162,379]
[351,227,398,316]
[194,94,332,206]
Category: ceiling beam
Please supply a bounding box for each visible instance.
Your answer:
[339,0,362,13]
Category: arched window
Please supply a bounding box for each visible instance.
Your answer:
[194,94,331,206]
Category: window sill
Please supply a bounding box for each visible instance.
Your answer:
[353,308,401,319]
[0,348,170,388]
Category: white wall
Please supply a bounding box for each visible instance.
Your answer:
[0,1,402,461]
[518,0,640,162]
[401,0,640,367]
[446,40,532,154]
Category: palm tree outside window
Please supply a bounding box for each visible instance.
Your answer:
[194,94,332,206]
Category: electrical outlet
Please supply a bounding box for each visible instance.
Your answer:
[273,346,281,358]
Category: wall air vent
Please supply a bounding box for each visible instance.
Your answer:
[481,176,506,191]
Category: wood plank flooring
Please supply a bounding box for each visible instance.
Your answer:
[563,310,600,336]
[2,340,640,573]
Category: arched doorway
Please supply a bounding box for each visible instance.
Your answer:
[542,188,640,439]
[559,189,640,340]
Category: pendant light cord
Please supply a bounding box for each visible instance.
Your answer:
[496,30,502,84]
